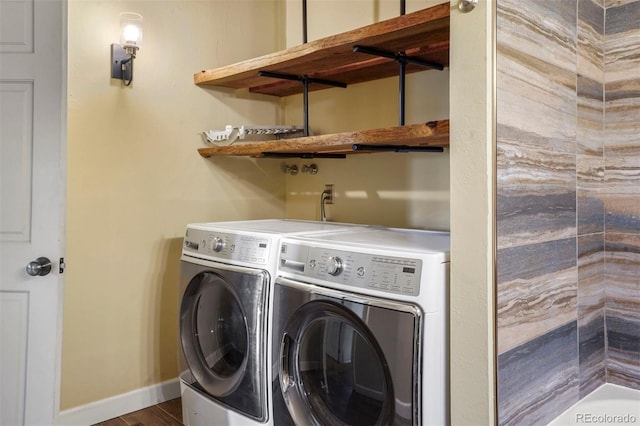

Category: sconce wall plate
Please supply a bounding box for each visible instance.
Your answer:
[111,44,133,82]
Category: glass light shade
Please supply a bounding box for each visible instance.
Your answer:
[119,12,143,49]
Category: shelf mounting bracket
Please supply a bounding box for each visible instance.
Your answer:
[258,70,347,137]
[352,144,444,153]
[260,152,347,159]
[353,45,444,126]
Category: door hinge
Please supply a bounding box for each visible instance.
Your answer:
[59,257,65,274]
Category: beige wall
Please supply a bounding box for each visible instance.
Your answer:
[285,0,447,46]
[449,1,496,424]
[283,0,451,229]
[283,71,450,228]
[61,0,285,410]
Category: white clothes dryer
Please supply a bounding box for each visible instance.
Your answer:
[271,227,450,426]
[178,219,367,426]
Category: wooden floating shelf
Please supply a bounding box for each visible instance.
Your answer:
[195,4,450,158]
[194,3,450,97]
[197,120,449,158]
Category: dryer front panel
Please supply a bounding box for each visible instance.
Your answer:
[272,278,422,426]
[179,259,269,422]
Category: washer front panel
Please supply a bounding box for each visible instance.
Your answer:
[271,278,422,426]
[184,228,271,265]
[178,259,270,422]
[280,243,423,296]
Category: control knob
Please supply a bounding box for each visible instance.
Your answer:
[326,256,344,276]
[211,237,225,252]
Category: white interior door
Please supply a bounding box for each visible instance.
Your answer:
[0,0,66,424]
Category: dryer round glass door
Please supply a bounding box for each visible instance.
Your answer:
[180,271,248,396]
[280,300,394,426]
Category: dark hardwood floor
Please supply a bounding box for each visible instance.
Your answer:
[93,398,182,426]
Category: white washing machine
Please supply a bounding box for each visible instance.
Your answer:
[271,227,450,426]
[178,219,368,426]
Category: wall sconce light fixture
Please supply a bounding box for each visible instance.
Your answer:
[111,12,143,86]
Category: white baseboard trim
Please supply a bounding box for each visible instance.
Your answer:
[56,378,180,426]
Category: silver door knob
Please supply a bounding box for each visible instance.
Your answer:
[26,257,52,276]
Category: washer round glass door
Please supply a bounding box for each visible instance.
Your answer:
[280,300,394,426]
[180,271,248,396]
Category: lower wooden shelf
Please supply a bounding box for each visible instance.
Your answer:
[197,120,449,158]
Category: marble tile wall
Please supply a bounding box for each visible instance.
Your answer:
[497,0,639,422]
[604,0,640,390]
[497,0,638,421]
[496,0,609,423]
[496,0,577,252]
[578,233,606,396]
[577,0,607,399]
[497,323,578,425]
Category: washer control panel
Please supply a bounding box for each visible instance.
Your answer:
[280,243,422,296]
[183,228,271,264]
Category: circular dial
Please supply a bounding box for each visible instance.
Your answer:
[211,237,225,252]
[326,256,344,276]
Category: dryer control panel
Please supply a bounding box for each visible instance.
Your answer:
[279,243,422,296]
[183,228,271,265]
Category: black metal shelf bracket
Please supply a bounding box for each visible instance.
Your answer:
[257,71,347,89]
[260,152,347,159]
[303,0,308,43]
[352,144,444,153]
[352,46,444,70]
[258,70,346,137]
[353,45,444,126]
